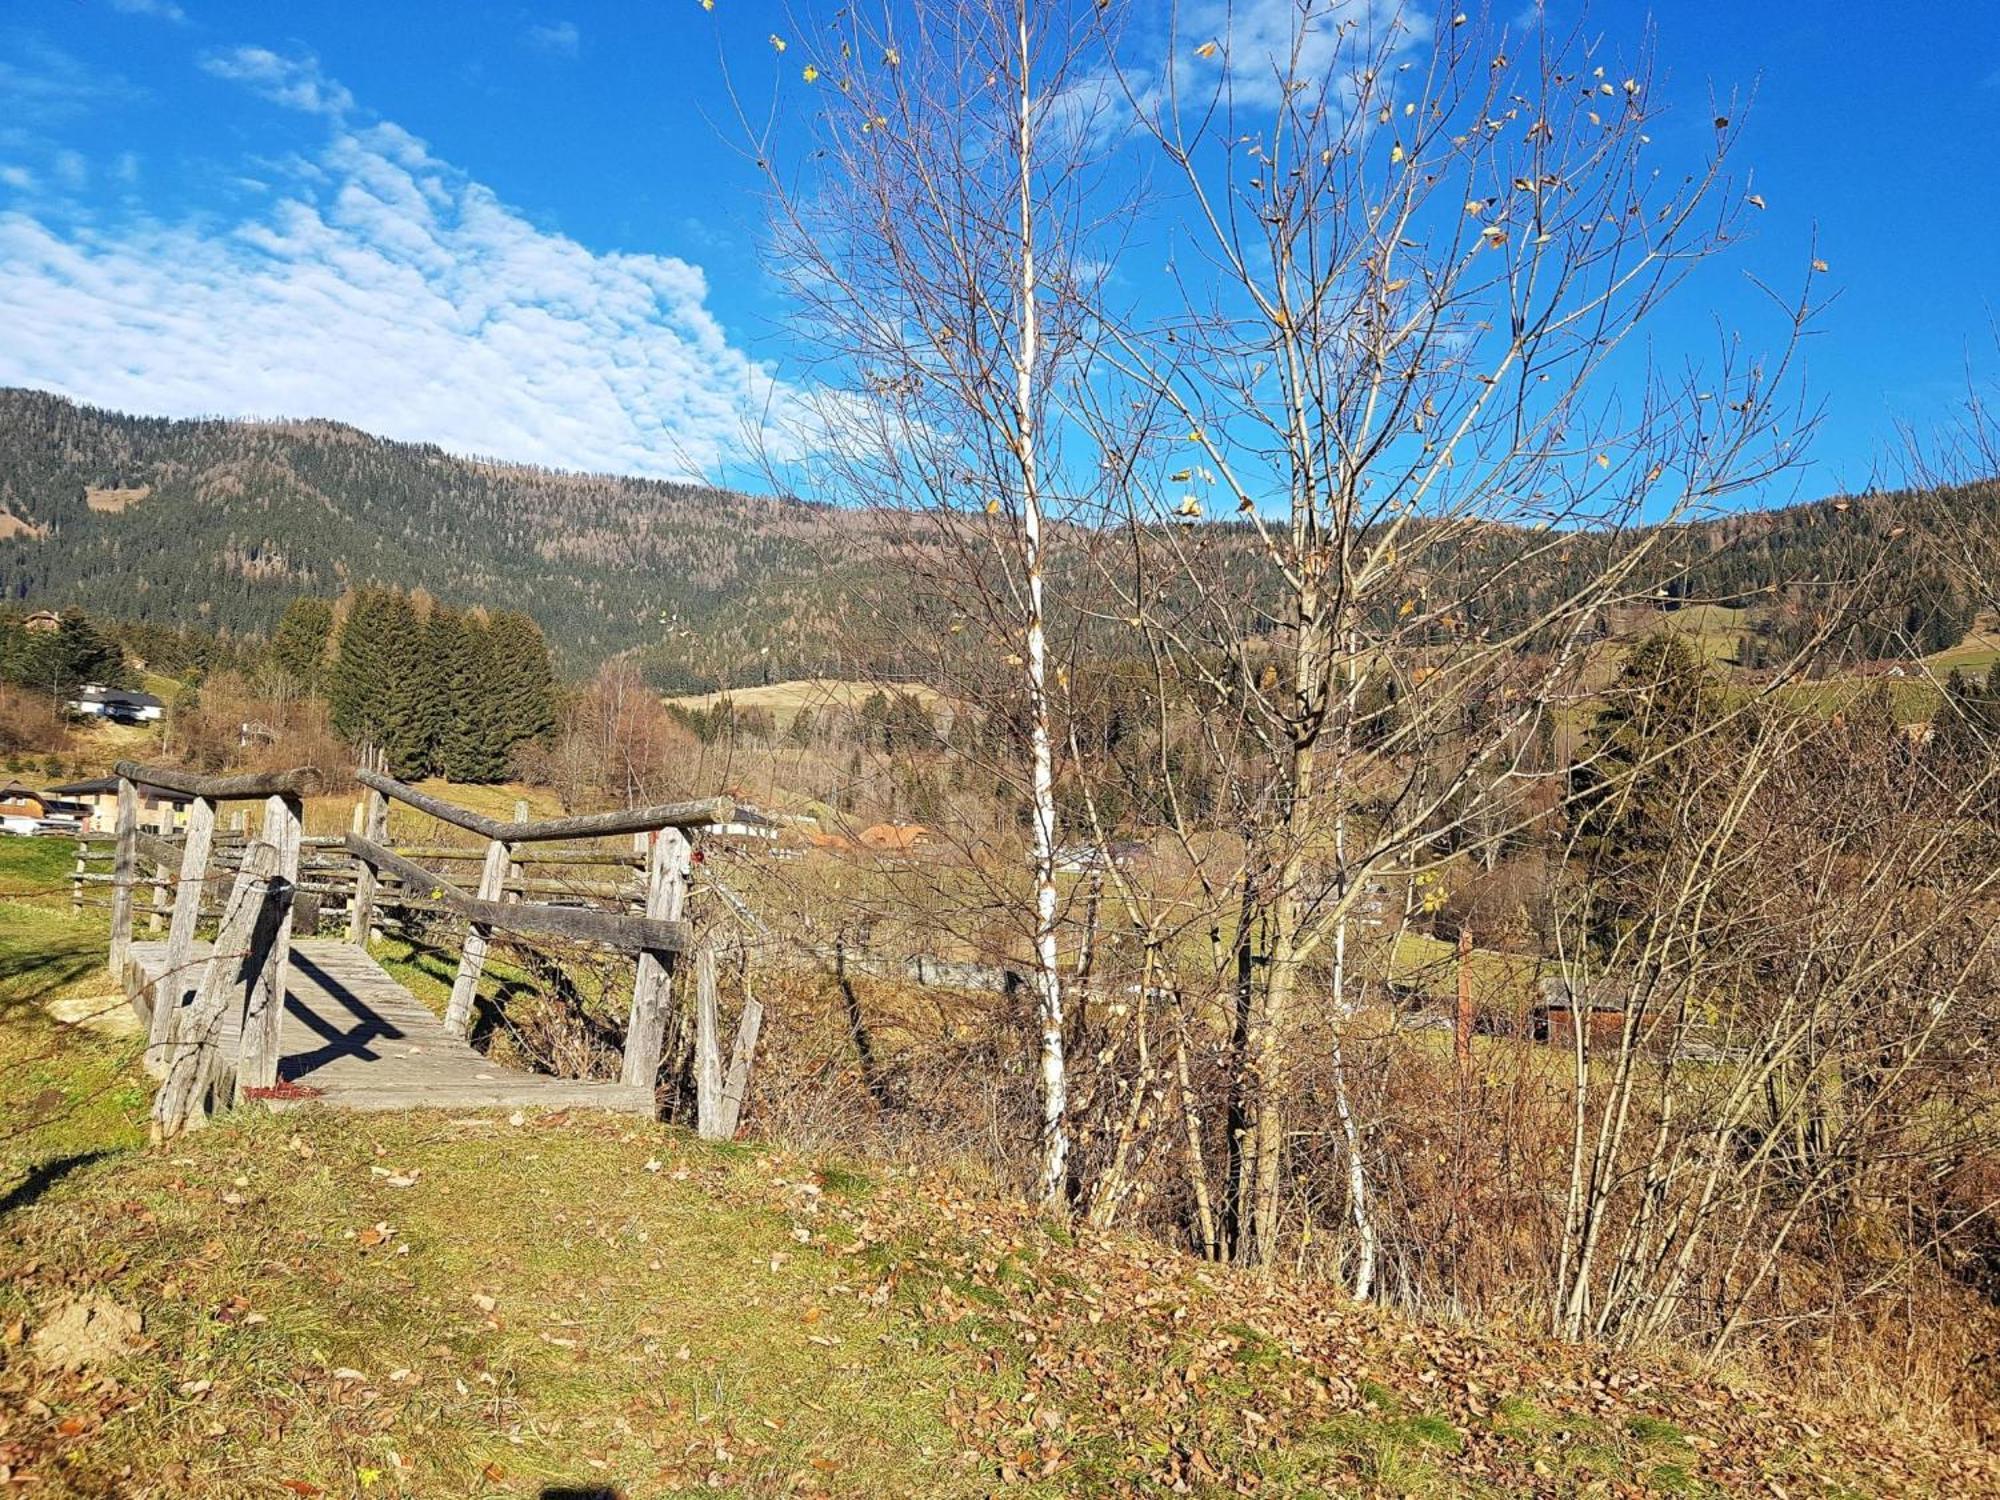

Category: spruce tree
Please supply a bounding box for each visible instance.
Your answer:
[441,614,508,783]
[271,596,334,692]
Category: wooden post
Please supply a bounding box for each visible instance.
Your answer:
[152,840,290,1140]
[716,961,764,1140]
[1455,927,1475,1080]
[443,838,511,1038]
[347,779,388,946]
[71,835,86,918]
[145,792,216,1077]
[147,850,167,933]
[237,793,304,1097]
[108,778,139,974]
[619,829,690,1092]
[694,945,723,1139]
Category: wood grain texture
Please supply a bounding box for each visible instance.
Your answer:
[113,761,324,801]
[125,938,653,1116]
[356,767,728,843]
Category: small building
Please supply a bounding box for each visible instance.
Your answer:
[1532,975,1629,1046]
[21,609,62,635]
[704,804,780,843]
[45,776,194,833]
[69,685,165,725]
[0,781,51,834]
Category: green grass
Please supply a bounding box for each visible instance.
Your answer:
[0,833,77,901]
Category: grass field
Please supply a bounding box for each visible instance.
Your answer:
[3,840,1993,1496]
[664,678,946,731]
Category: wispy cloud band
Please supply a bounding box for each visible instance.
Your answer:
[0,48,798,480]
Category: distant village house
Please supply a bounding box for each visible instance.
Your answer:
[68,685,165,724]
[45,776,194,833]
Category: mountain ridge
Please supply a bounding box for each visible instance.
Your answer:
[3,388,1993,691]
[0,387,886,689]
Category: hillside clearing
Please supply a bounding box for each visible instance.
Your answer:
[664,678,945,730]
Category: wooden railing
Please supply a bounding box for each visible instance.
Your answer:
[102,761,319,1137]
[103,760,758,1139]
[344,768,728,1095]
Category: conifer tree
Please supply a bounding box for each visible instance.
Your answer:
[270,597,334,692]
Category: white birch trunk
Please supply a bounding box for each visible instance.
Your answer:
[1014,2,1067,1209]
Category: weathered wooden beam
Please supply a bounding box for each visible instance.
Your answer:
[694,947,723,1139]
[344,834,690,953]
[113,760,324,802]
[619,829,690,1093]
[146,794,217,1078]
[443,838,511,1039]
[237,794,303,1096]
[151,840,292,1140]
[354,768,728,843]
[716,985,764,1140]
[108,779,139,975]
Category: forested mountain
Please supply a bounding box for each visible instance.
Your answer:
[0,389,893,689]
[1,389,1990,691]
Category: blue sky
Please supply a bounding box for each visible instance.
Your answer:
[1,0,1996,499]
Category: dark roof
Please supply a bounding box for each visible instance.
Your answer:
[46,776,193,801]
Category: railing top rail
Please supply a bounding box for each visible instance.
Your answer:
[345,832,688,953]
[114,761,323,801]
[355,768,727,843]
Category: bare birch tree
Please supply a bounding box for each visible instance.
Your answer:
[1079,0,1814,1272]
[733,0,1136,1204]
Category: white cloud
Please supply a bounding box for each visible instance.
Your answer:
[111,0,189,22]
[199,47,355,118]
[0,64,808,480]
[0,166,35,191]
[1185,0,1415,111]
[525,21,582,58]
[52,150,87,190]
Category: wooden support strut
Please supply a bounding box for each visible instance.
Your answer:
[344,834,691,953]
[146,793,217,1077]
[348,778,388,946]
[151,839,293,1140]
[443,837,512,1039]
[618,829,690,1093]
[108,779,139,978]
[237,793,304,1097]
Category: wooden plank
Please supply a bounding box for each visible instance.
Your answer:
[356,768,727,843]
[151,841,291,1140]
[443,838,511,1038]
[146,794,216,1077]
[108,779,139,980]
[113,760,324,801]
[619,829,690,1092]
[694,947,723,1139]
[717,990,764,1140]
[238,794,304,1096]
[345,835,689,952]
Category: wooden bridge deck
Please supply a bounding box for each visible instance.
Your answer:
[123,938,655,1115]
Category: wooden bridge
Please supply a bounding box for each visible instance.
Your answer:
[87,760,764,1140]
